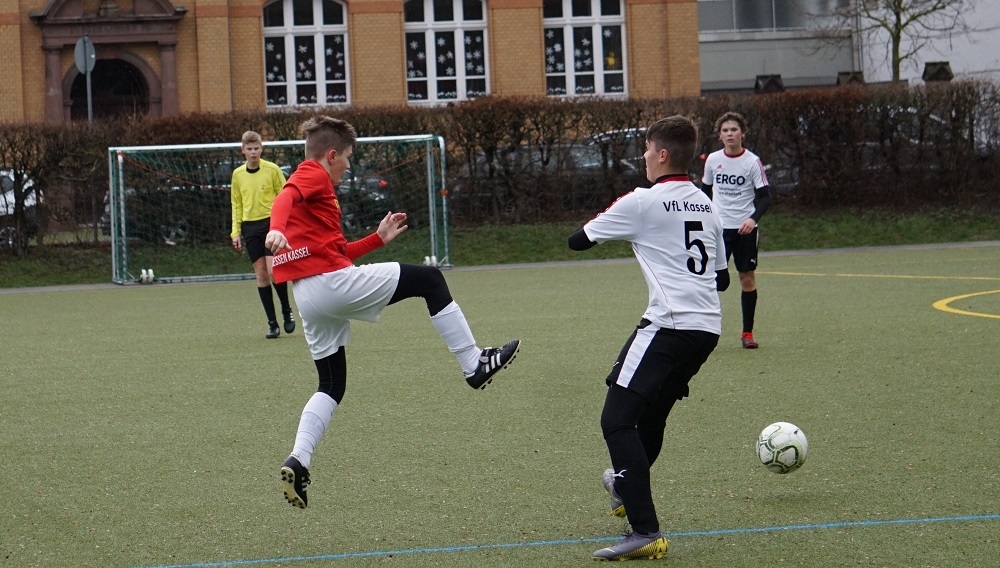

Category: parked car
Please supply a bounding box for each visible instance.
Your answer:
[100,187,194,245]
[102,158,237,244]
[336,167,395,232]
[1,169,38,248]
[764,105,994,195]
[102,160,395,243]
[450,130,649,222]
[587,127,648,176]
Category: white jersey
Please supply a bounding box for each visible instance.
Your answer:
[701,148,768,229]
[584,175,726,334]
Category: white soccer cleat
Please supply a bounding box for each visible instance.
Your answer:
[602,467,627,517]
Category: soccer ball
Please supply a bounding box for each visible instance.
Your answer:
[756,422,808,474]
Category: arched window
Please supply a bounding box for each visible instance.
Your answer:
[404,0,489,103]
[543,0,626,96]
[263,0,349,106]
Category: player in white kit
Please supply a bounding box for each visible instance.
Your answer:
[569,116,730,561]
[700,112,771,349]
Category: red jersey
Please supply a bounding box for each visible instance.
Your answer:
[269,160,383,283]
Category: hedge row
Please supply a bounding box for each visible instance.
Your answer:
[1,81,998,255]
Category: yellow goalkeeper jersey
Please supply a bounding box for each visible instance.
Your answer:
[230,159,287,238]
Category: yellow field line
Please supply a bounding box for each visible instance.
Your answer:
[760,271,1000,281]
[931,290,1000,320]
[759,271,1000,319]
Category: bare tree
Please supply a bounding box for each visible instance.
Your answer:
[815,0,974,84]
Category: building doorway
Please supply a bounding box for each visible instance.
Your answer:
[70,59,150,121]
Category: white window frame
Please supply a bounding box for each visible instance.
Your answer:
[263,0,350,107]
[404,0,490,104]
[543,0,627,97]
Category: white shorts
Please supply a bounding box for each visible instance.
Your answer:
[292,262,401,359]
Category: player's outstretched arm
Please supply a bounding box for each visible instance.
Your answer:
[568,227,597,251]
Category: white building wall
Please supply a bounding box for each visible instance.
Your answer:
[859,1,1000,84]
[697,0,854,92]
[697,0,1000,93]
[700,32,853,91]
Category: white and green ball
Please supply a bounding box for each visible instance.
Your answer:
[757,421,808,474]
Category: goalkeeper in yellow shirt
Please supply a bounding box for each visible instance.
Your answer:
[231,130,294,339]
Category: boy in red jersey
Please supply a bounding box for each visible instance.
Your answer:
[265,116,520,509]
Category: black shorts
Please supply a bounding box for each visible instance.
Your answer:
[241,218,272,263]
[605,319,719,402]
[723,227,759,273]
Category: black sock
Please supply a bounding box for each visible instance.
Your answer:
[741,289,757,333]
[601,386,660,535]
[258,286,277,322]
[274,282,291,315]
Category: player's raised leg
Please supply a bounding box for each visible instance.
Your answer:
[389,264,520,389]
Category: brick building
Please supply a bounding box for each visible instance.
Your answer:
[0,0,699,123]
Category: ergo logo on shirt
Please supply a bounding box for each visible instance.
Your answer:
[714,173,746,185]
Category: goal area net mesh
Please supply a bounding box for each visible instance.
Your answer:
[107,135,449,284]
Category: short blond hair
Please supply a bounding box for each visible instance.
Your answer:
[241,131,263,146]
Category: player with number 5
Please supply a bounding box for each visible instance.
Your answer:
[568,116,729,561]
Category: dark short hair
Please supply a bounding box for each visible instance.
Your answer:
[300,116,358,159]
[713,111,748,134]
[646,116,698,170]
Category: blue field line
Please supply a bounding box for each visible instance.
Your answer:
[139,513,1000,568]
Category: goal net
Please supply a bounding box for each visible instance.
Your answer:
[106,135,449,284]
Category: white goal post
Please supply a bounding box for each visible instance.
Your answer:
[107,135,450,284]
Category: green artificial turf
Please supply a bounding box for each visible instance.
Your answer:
[1,243,998,567]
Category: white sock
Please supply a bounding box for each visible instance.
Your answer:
[289,392,337,469]
[430,301,481,376]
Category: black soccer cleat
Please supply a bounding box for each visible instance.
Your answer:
[465,339,520,390]
[282,311,296,334]
[266,321,280,339]
[280,456,311,509]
